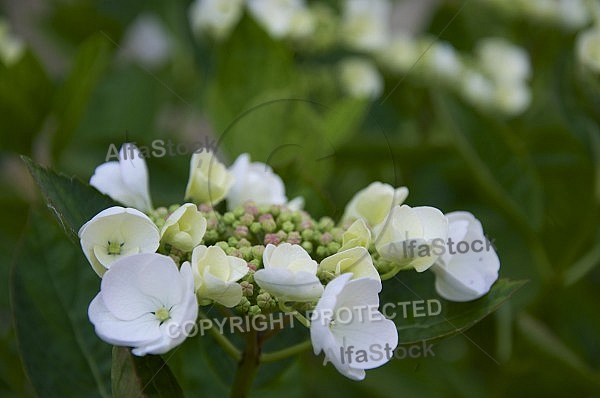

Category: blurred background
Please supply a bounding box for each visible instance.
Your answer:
[1,0,600,396]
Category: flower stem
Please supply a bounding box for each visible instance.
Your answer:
[198,311,241,361]
[230,329,261,398]
[260,340,312,363]
[380,265,402,280]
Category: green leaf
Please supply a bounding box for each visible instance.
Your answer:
[322,98,369,147]
[51,33,113,161]
[434,92,544,231]
[22,156,117,241]
[111,346,183,398]
[379,272,527,345]
[10,210,111,398]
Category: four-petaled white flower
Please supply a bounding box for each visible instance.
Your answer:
[254,243,324,302]
[79,206,160,277]
[430,211,499,302]
[160,203,207,252]
[342,182,409,227]
[190,245,249,307]
[88,253,198,356]
[374,204,448,272]
[90,143,153,212]
[185,152,235,206]
[226,153,287,210]
[319,247,379,281]
[310,273,398,380]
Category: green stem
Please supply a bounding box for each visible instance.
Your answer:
[260,340,312,363]
[380,265,402,280]
[198,311,241,361]
[230,329,261,398]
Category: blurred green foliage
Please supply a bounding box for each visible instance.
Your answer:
[1,0,600,397]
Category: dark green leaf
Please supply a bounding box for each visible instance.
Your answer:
[22,156,117,240]
[379,272,527,345]
[10,210,111,398]
[111,346,183,398]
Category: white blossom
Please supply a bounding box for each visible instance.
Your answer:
[190,245,249,307]
[88,253,198,355]
[254,243,323,302]
[185,152,235,206]
[430,211,499,302]
[189,0,244,40]
[310,274,398,380]
[160,203,207,252]
[79,206,160,276]
[342,182,409,227]
[90,143,153,212]
[226,153,287,210]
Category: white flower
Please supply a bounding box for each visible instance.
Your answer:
[422,40,463,81]
[310,273,398,380]
[190,245,249,307]
[226,153,287,210]
[338,57,384,100]
[286,196,304,211]
[494,81,531,116]
[376,34,419,73]
[475,37,531,83]
[374,204,448,272]
[189,0,244,41]
[430,211,499,302]
[319,247,379,281]
[254,243,323,302]
[90,143,153,212]
[342,182,409,227]
[79,206,160,277]
[340,219,371,251]
[88,253,198,356]
[0,20,24,67]
[246,0,312,39]
[577,27,600,74]
[160,203,207,252]
[185,152,235,206]
[460,69,496,108]
[341,0,391,52]
[119,14,171,69]
[556,0,590,29]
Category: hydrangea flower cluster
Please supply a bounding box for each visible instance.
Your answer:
[80,143,500,380]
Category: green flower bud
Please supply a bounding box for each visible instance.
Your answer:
[248,305,261,316]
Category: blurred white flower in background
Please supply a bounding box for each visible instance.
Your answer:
[421,40,463,81]
[460,68,497,109]
[430,211,499,302]
[189,0,244,41]
[475,37,531,83]
[119,14,172,69]
[88,253,198,355]
[338,57,384,100]
[90,143,153,212]
[376,34,420,73]
[340,0,391,52]
[494,81,532,116]
[247,0,313,39]
[576,27,600,73]
[227,153,287,210]
[0,20,24,67]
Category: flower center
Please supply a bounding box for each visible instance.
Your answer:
[155,307,171,323]
[107,240,124,255]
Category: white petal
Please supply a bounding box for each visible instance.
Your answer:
[88,293,162,346]
[254,268,323,302]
